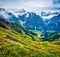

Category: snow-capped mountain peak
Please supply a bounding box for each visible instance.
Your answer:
[41,11,59,20]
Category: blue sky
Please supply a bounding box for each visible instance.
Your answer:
[0,0,60,11]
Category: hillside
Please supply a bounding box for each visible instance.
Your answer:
[0,18,39,41]
[41,32,60,41]
[0,19,60,57]
[0,27,60,57]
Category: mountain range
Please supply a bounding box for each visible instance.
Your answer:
[0,8,60,32]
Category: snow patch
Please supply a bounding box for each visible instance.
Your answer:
[25,13,29,17]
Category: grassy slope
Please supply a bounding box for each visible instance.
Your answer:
[0,27,60,57]
[43,33,60,41]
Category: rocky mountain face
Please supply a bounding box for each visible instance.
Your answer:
[18,12,46,30]
[45,14,60,32]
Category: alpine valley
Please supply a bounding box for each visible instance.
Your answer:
[0,8,60,57]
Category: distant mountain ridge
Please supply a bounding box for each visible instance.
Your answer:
[0,8,60,32]
[46,14,60,32]
[18,12,46,30]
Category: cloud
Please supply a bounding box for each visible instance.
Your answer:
[22,2,43,7]
[0,4,2,6]
[0,0,60,11]
[0,0,52,8]
[21,0,52,8]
